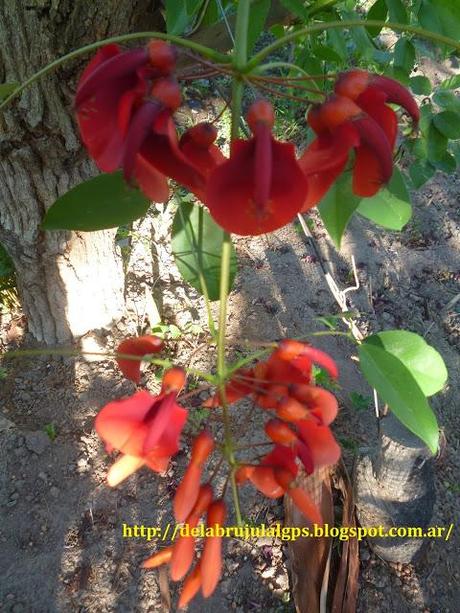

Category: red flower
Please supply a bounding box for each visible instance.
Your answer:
[237,445,323,525]
[173,430,215,521]
[204,340,338,409]
[200,499,227,597]
[299,70,419,204]
[75,42,207,202]
[205,100,309,235]
[116,334,164,384]
[142,492,225,606]
[95,367,187,486]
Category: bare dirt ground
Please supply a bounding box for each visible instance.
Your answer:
[1,62,459,613]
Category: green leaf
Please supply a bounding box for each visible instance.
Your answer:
[312,44,343,63]
[409,75,432,95]
[358,342,439,453]
[247,0,271,53]
[417,0,460,42]
[427,121,448,165]
[171,201,237,301]
[384,0,407,23]
[165,0,189,34]
[42,172,150,231]
[439,74,460,90]
[394,38,416,76]
[318,173,361,249]
[433,89,460,113]
[409,161,436,188]
[357,168,412,230]
[0,82,19,100]
[433,151,457,173]
[365,330,448,396]
[433,110,460,139]
[280,0,310,20]
[366,0,388,37]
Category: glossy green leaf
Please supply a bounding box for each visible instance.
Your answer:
[247,0,271,53]
[366,0,388,37]
[384,0,407,24]
[358,342,439,454]
[409,75,432,95]
[318,173,361,249]
[365,330,448,396]
[0,82,19,100]
[433,111,460,139]
[171,201,237,301]
[357,168,412,230]
[42,172,150,231]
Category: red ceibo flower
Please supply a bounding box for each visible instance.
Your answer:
[95,367,187,486]
[299,70,419,205]
[205,99,309,236]
[76,42,208,202]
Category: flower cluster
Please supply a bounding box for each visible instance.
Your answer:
[93,335,341,607]
[76,42,419,237]
[206,339,341,524]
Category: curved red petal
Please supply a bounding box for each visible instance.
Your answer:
[371,74,420,124]
[122,101,162,182]
[75,48,148,108]
[140,112,206,197]
[205,139,308,236]
[201,501,226,597]
[170,533,196,581]
[262,445,298,478]
[95,390,157,456]
[116,335,164,383]
[178,564,202,609]
[173,463,202,522]
[352,145,387,197]
[297,420,341,468]
[142,545,174,569]
[353,116,394,194]
[356,88,398,149]
[134,154,169,202]
[288,487,323,526]
[290,385,338,425]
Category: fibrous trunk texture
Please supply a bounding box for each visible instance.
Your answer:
[0,0,162,343]
[355,412,435,563]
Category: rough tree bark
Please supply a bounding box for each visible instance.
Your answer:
[355,412,435,563]
[0,0,162,344]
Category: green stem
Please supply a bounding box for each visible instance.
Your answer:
[1,347,215,382]
[214,0,251,527]
[247,20,460,71]
[0,31,229,112]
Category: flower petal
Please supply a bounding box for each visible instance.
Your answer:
[178,564,202,608]
[142,546,174,568]
[205,139,308,236]
[107,454,145,487]
[201,501,226,597]
[297,420,341,468]
[116,335,164,383]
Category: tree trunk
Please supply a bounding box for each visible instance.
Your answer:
[0,0,162,344]
[355,412,436,563]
